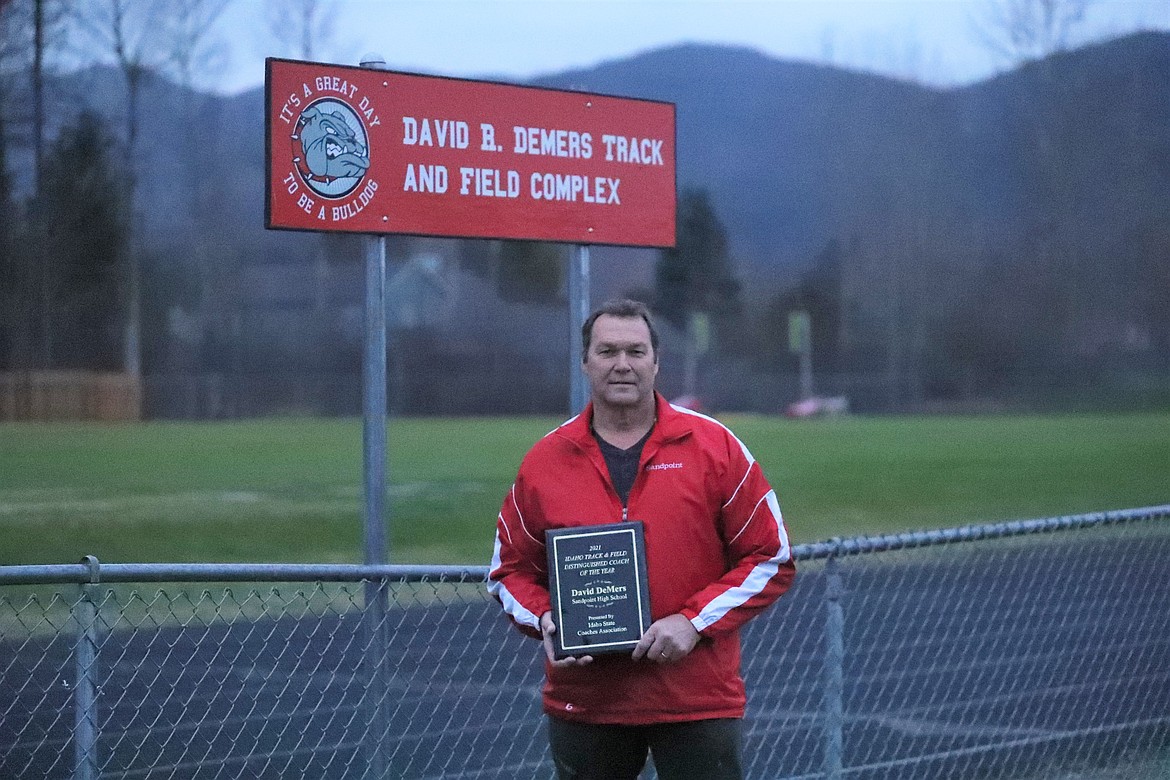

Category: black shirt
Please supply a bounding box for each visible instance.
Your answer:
[593,426,653,506]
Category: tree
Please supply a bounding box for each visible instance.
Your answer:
[161,0,230,92]
[0,1,26,74]
[0,105,25,371]
[970,0,1097,376]
[655,188,740,326]
[0,108,10,253]
[152,0,233,383]
[26,111,128,370]
[0,0,34,186]
[762,239,845,371]
[1,1,34,371]
[973,0,1094,65]
[265,0,340,61]
[71,0,172,376]
[2,0,78,373]
[655,188,741,395]
[1,1,53,191]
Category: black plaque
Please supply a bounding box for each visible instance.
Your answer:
[546,521,651,658]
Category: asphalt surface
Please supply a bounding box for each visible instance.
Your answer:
[2,531,1168,779]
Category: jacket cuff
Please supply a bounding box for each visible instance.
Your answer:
[681,607,707,636]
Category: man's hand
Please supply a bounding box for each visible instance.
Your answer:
[541,611,593,667]
[632,614,701,664]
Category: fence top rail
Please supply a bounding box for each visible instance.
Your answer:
[796,504,1169,561]
[0,559,489,586]
[1,505,1166,586]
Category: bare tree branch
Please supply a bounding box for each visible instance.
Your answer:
[69,0,176,378]
[162,0,232,92]
[971,0,1094,65]
[265,0,338,61]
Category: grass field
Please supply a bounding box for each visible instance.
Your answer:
[1,412,1167,566]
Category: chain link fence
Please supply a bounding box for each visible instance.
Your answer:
[2,506,1168,779]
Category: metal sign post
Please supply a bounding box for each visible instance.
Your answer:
[361,227,391,780]
[358,53,390,780]
[363,231,388,567]
[568,245,591,414]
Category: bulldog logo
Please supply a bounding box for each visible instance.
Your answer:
[291,98,370,199]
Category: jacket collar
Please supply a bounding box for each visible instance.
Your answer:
[558,392,693,450]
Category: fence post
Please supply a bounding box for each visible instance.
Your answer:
[363,576,390,780]
[73,556,101,780]
[823,553,845,780]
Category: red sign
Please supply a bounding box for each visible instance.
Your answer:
[266,59,676,247]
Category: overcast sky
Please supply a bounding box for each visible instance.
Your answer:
[213,0,1169,94]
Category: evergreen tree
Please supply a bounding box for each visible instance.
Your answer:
[0,107,11,266]
[763,239,845,371]
[0,107,17,369]
[654,188,740,329]
[28,111,128,369]
[654,188,742,395]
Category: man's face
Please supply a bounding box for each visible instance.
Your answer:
[584,314,659,411]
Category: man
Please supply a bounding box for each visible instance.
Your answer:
[488,299,795,780]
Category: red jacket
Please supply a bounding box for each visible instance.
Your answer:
[488,393,795,724]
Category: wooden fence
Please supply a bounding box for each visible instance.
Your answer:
[0,371,141,421]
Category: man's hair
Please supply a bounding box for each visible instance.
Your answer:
[581,299,659,362]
